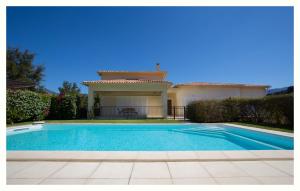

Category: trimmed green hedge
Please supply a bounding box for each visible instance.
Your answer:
[6,90,51,124]
[187,94,294,129]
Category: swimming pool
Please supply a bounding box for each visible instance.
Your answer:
[7,123,293,151]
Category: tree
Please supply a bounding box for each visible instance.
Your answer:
[7,47,45,89]
[58,81,81,96]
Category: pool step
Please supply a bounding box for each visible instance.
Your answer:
[172,129,227,139]
[172,127,285,150]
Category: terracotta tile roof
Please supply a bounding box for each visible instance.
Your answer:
[98,70,167,73]
[82,79,172,85]
[173,82,270,88]
[97,70,167,74]
[98,70,129,73]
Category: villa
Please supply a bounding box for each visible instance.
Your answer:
[83,64,270,118]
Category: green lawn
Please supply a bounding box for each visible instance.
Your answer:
[46,119,184,124]
[229,122,293,133]
[7,119,184,127]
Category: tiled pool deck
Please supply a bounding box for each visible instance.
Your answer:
[7,150,294,185]
[7,159,293,185]
[6,123,294,185]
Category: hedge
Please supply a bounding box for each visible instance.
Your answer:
[76,94,88,119]
[6,90,51,124]
[48,94,77,119]
[187,94,294,129]
[7,90,89,124]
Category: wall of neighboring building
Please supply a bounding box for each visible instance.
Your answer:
[170,86,267,106]
[240,87,266,98]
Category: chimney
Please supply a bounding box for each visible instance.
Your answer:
[156,63,160,71]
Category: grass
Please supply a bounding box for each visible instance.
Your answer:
[7,119,184,127]
[46,119,184,124]
[230,122,293,133]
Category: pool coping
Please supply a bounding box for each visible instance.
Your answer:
[7,123,294,162]
[7,150,293,162]
[223,123,293,137]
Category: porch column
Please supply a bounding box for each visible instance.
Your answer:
[161,89,168,118]
[87,87,95,118]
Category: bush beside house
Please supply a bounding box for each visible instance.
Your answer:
[187,94,294,129]
[48,94,77,120]
[7,90,87,124]
[6,90,51,124]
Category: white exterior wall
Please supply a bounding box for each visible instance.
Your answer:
[171,86,267,106]
[101,96,161,107]
[87,83,169,118]
[100,96,162,117]
[240,87,266,98]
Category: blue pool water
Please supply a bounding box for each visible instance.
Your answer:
[7,124,293,151]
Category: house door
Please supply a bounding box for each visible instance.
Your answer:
[167,99,172,115]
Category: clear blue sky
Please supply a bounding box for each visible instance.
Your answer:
[7,7,293,93]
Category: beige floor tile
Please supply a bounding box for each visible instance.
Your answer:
[264,160,294,176]
[10,162,66,179]
[172,178,216,185]
[167,151,198,160]
[129,178,172,185]
[201,161,249,177]
[49,162,100,178]
[6,161,37,178]
[7,178,43,185]
[40,178,87,185]
[232,161,289,177]
[255,176,294,185]
[195,151,228,160]
[86,178,129,185]
[131,162,170,178]
[168,162,211,178]
[90,162,133,178]
[214,177,261,185]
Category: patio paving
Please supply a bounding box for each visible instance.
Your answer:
[7,160,293,185]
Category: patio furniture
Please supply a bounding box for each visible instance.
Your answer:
[118,107,138,116]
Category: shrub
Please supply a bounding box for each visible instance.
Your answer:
[76,94,88,119]
[221,98,240,122]
[6,90,51,124]
[187,100,224,122]
[263,95,294,127]
[186,94,294,129]
[48,94,77,119]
